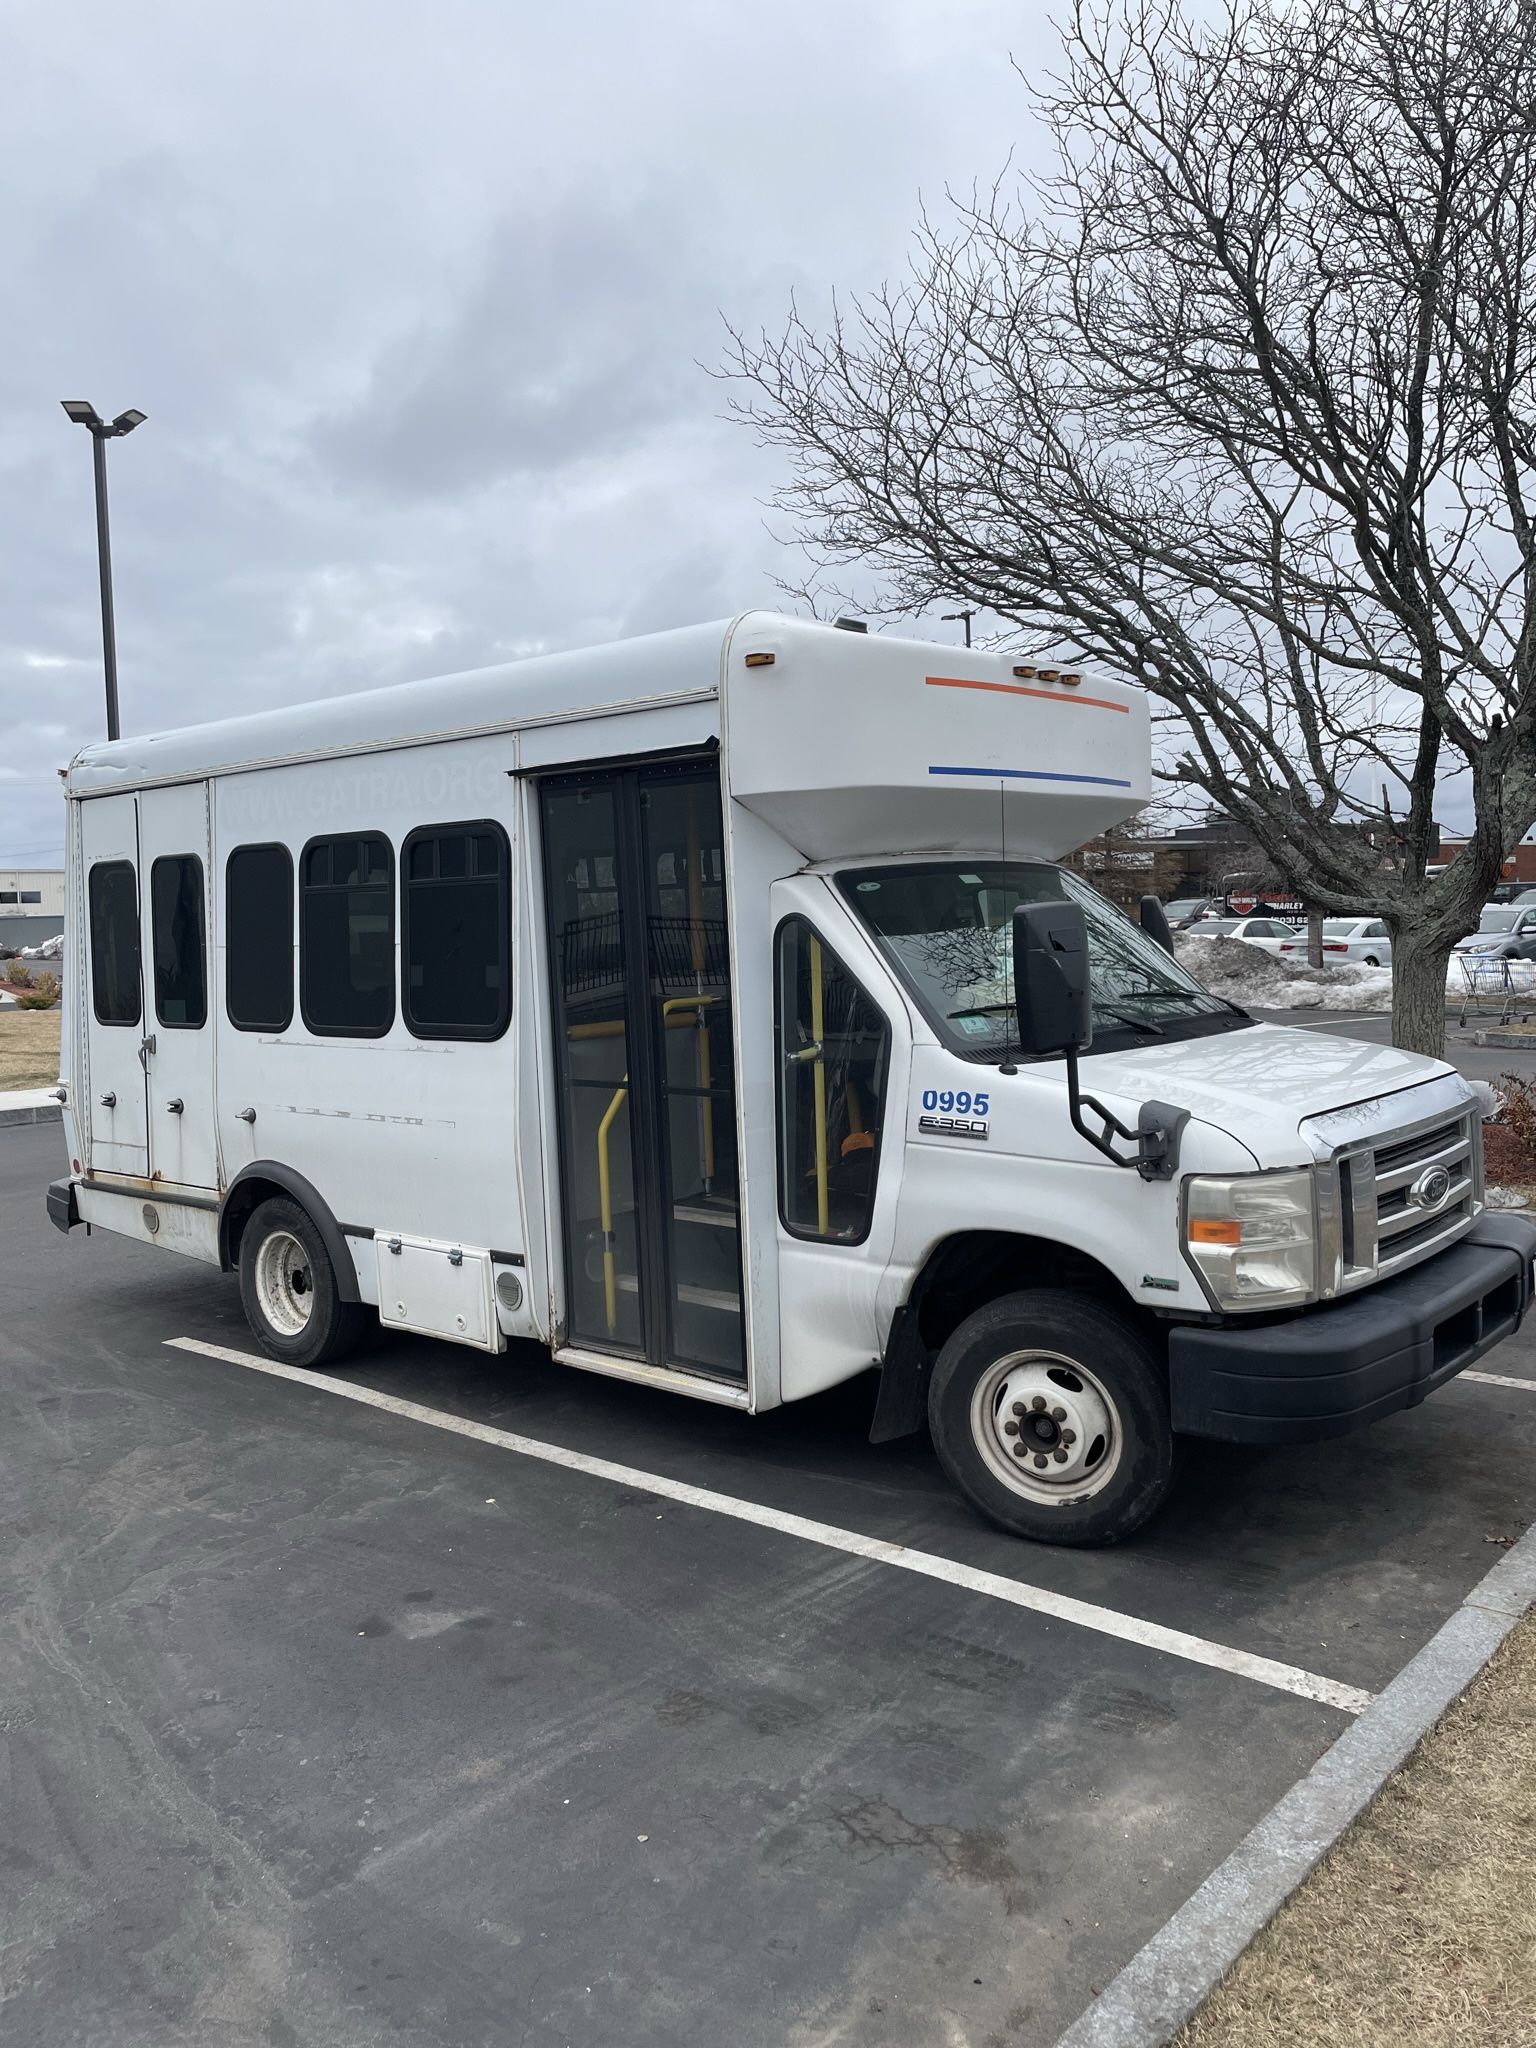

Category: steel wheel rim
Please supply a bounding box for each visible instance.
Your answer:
[968,1348,1122,1505]
[255,1228,314,1337]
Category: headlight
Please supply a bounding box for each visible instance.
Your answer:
[1183,1170,1317,1309]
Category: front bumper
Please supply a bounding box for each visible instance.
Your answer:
[1169,1212,1536,1444]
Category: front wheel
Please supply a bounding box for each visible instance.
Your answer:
[927,1289,1176,1546]
[238,1196,363,1368]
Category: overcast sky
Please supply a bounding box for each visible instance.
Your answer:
[0,0,1054,867]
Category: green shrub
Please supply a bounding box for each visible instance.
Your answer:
[6,961,31,989]
[16,994,55,1010]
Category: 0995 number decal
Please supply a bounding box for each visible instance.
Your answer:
[920,1088,990,1116]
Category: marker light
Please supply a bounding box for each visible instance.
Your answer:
[1188,1218,1242,1246]
[744,652,775,668]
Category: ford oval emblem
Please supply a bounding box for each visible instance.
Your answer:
[1409,1165,1452,1212]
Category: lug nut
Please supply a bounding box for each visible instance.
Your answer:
[1003,1420,1020,1436]
[1031,1395,1047,1412]
[1012,1443,1028,1459]
[1051,1405,1067,1422]
[1010,1401,1025,1417]
[1052,1449,1068,1463]
[1061,1429,1077,1446]
[1033,1454,1049,1469]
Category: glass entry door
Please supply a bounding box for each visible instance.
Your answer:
[540,759,744,1380]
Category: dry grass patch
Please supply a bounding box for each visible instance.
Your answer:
[1177,1611,1536,2048]
[0,1007,62,1093]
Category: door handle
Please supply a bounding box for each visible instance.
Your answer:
[166,1098,184,1115]
[237,1106,256,1124]
[99,1092,117,1108]
[137,1033,156,1072]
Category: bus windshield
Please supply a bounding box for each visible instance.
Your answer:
[838,861,1247,1060]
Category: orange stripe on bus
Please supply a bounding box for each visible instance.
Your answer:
[925,675,1129,713]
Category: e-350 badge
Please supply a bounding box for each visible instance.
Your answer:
[916,1087,990,1141]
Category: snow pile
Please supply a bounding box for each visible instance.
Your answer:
[1176,936,1394,1012]
[1470,1079,1505,1121]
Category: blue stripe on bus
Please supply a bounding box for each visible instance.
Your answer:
[927,764,1134,789]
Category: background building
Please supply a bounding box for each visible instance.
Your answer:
[0,868,65,950]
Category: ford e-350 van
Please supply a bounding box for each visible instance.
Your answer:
[46,614,1536,1543]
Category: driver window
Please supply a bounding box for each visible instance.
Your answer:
[776,919,889,1242]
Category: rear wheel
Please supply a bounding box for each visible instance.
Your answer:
[238,1196,363,1368]
[928,1289,1176,1546]
[1364,954,1380,967]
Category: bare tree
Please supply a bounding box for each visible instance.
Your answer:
[723,0,1536,1052]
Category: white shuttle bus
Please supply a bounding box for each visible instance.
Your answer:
[47,615,1535,1544]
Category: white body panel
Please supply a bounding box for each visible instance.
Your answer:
[138,780,220,1191]
[59,611,1468,1416]
[76,792,149,1176]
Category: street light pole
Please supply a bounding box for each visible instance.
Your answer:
[61,401,147,743]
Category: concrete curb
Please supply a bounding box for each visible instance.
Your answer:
[1054,1521,1536,2048]
[0,1100,61,1128]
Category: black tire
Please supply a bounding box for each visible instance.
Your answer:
[238,1196,364,1368]
[927,1289,1176,1547]
[1364,955,1379,967]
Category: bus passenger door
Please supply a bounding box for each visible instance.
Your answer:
[137,783,220,1191]
[79,793,150,1177]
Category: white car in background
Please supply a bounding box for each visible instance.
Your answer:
[1277,918,1393,968]
[1181,915,1301,955]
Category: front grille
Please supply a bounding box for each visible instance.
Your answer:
[1335,1108,1479,1291]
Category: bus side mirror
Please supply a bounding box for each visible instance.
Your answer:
[1012,901,1092,1057]
[1140,895,1175,955]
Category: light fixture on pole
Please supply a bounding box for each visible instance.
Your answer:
[60,400,147,743]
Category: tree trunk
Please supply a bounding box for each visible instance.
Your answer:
[1306,906,1323,970]
[1390,928,1451,1056]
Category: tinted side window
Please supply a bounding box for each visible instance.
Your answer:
[226,844,294,1031]
[151,855,208,1029]
[402,822,510,1041]
[88,861,142,1026]
[300,835,394,1037]
[775,918,889,1243]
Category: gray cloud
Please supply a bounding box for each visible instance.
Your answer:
[0,0,1049,868]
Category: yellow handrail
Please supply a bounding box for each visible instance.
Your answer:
[810,935,829,1234]
[686,792,716,1187]
[590,995,717,1336]
[597,1078,629,1335]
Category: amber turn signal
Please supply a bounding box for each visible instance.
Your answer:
[1188,1219,1243,1246]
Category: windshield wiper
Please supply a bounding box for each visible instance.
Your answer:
[1097,1003,1163,1036]
[946,1002,1014,1020]
[1110,988,1247,1017]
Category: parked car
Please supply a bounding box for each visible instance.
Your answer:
[1277,918,1392,968]
[1452,904,1536,961]
[1182,915,1301,955]
[1161,897,1220,929]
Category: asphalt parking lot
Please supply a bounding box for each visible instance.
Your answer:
[4,1116,1536,2048]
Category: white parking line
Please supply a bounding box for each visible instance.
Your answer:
[165,1336,1373,1716]
[1462,1369,1536,1392]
